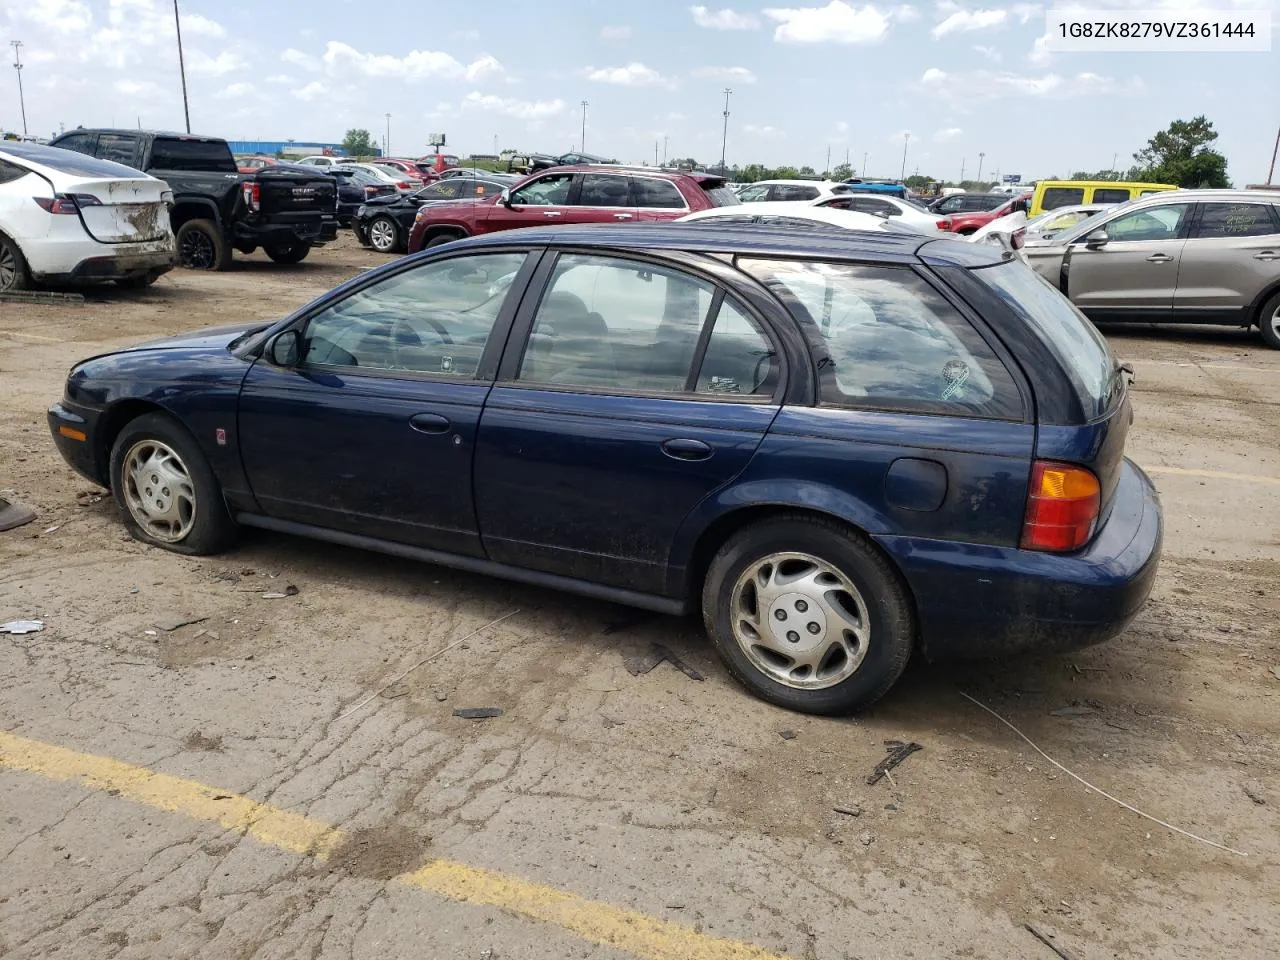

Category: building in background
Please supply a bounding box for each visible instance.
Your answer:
[225,140,383,159]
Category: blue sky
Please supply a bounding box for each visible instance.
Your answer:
[3,0,1277,182]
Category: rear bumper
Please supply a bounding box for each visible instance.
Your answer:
[27,236,175,284]
[48,401,107,487]
[878,458,1163,661]
[233,218,339,247]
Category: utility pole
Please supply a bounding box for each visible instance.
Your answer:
[385,113,391,156]
[960,157,966,182]
[899,132,910,181]
[663,134,669,165]
[1110,151,1118,174]
[654,139,659,166]
[580,100,588,152]
[825,144,831,177]
[844,146,850,169]
[1268,125,1280,185]
[10,41,27,138]
[719,88,732,172]
[976,151,985,183]
[862,151,868,177]
[172,1,190,133]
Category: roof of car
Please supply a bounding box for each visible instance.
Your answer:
[1131,188,1280,203]
[58,128,223,141]
[450,222,1005,267]
[548,165,723,183]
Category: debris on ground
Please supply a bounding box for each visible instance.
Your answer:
[262,585,299,599]
[859,831,875,846]
[155,614,208,632]
[75,489,104,506]
[0,497,37,531]
[621,642,705,681]
[779,730,797,740]
[1243,782,1267,805]
[832,805,862,817]
[867,740,923,785]
[1024,922,1079,959]
[0,619,44,635]
[600,715,625,728]
[453,707,503,720]
[1270,665,1280,682]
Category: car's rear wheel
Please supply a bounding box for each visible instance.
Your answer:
[109,412,237,555]
[367,215,401,253]
[1258,290,1280,350]
[0,233,31,292]
[702,516,914,714]
[264,241,311,264]
[176,219,229,271]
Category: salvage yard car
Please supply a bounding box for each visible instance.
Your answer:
[48,224,1162,714]
[49,129,338,268]
[355,175,517,253]
[0,141,175,291]
[1023,189,1280,347]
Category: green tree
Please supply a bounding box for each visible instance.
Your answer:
[798,165,817,177]
[342,128,375,157]
[1131,116,1230,188]
[904,174,934,190]
[1070,169,1124,181]
[830,162,852,181]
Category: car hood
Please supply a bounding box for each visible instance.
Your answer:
[124,323,264,353]
[362,194,406,208]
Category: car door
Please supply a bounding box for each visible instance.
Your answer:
[236,248,537,556]
[473,251,785,595]
[1173,201,1280,323]
[1064,201,1192,322]
[479,171,575,234]
[571,172,639,225]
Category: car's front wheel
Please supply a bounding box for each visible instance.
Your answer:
[109,412,237,555]
[1258,290,1280,350]
[367,215,401,253]
[702,516,915,714]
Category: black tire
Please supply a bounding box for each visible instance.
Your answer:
[108,411,237,556]
[1258,290,1280,350]
[701,515,915,714]
[264,241,311,264]
[367,215,402,253]
[425,232,463,249]
[956,227,978,237]
[0,232,31,292]
[176,219,230,271]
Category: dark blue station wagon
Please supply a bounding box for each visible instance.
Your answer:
[49,224,1162,713]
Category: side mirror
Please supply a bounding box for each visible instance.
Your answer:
[1084,228,1110,248]
[266,329,300,367]
[499,189,513,208]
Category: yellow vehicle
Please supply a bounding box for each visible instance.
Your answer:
[1029,180,1178,217]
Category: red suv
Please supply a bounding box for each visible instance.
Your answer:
[407,166,739,251]
[945,192,1031,235]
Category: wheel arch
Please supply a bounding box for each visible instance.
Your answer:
[1247,279,1280,328]
[96,398,172,486]
[169,198,222,232]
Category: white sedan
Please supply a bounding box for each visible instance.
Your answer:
[811,193,946,231]
[677,201,937,234]
[0,141,175,291]
[338,161,421,193]
[736,179,852,203]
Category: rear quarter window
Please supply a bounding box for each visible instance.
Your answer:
[1041,187,1085,209]
[700,182,741,207]
[1092,188,1131,205]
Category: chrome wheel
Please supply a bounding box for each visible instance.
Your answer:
[730,552,870,689]
[0,241,17,290]
[1270,303,1280,338]
[369,217,398,252]
[122,439,197,543]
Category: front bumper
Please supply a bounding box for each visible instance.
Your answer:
[878,457,1163,661]
[48,401,107,487]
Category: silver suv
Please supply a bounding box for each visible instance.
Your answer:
[1023,189,1280,348]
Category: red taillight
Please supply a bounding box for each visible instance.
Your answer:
[364,185,378,197]
[1022,460,1101,552]
[1010,227,1026,250]
[242,181,261,213]
[397,181,411,190]
[34,193,100,214]
[936,217,952,230]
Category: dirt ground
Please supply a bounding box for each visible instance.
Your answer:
[1,234,1277,960]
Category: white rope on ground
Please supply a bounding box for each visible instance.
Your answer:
[337,609,521,721]
[958,690,1248,858]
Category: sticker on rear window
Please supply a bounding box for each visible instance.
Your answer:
[941,360,970,400]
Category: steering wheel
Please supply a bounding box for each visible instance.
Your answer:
[388,316,452,368]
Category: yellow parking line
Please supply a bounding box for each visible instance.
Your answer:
[0,729,789,960]
[1144,465,1280,486]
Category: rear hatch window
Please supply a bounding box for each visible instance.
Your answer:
[974,259,1119,419]
[696,179,741,207]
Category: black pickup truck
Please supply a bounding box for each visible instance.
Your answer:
[48,129,337,269]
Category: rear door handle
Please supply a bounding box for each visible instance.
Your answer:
[1145,253,1175,262]
[542,211,562,218]
[613,213,633,220]
[409,413,451,434]
[661,438,713,461]
[1254,251,1279,261]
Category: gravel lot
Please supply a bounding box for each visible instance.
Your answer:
[2,235,1278,960]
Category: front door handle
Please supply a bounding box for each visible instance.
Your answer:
[1145,253,1175,263]
[613,213,633,220]
[409,413,451,434]
[661,438,713,461]
[1254,251,1279,261]
[542,210,562,218]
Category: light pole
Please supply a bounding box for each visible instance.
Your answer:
[1268,125,1280,185]
[384,113,391,156]
[172,1,190,133]
[960,157,966,182]
[663,134,669,165]
[862,151,868,177]
[825,144,831,177]
[10,41,27,138]
[899,132,910,181]
[976,151,985,183]
[580,100,588,152]
[719,88,732,172]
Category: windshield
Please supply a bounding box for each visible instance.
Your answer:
[975,260,1118,420]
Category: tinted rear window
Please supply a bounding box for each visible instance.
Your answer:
[149,137,237,173]
[1041,187,1085,210]
[701,183,741,207]
[1092,188,1131,204]
[975,260,1117,420]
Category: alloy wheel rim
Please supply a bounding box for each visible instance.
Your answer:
[1271,304,1280,337]
[730,551,870,689]
[0,244,15,290]
[370,219,396,251]
[180,230,214,269]
[122,439,197,543]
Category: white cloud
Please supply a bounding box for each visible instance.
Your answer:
[465,55,505,82]
[186,49,247,76]
[690,5,762,29]
[281,48,321,71]
[920,66,1141,99]
[892,3,921,20]
[293,81,327,102]
[744,123,784,137]
[215,82,254,99]
[1028,34,1052,64]
[182,13,225,38]
[1010,2,1040,22]
[462,91,566,121]
[319,42,504,83]
[932,8,1007,38]
[835,120,850,134]
[667,111,689,121]
[691,66,758,83]
[973,43,1002,61]
[113,78,161,97]
[764,1,891,43]
[27,0,92,32]
[600,25,632,39]
[264,74,295,84]
[934,126,963,141]
[583,62,676,88]
[451,28,481,40]
[887,129,911,143]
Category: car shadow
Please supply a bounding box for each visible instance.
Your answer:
[1098,322,1263,350]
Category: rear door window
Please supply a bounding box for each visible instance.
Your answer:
[848,197,897,217]
[741,259,1023,420]
[630,177,686,209]
[1092,188,1131,205]
[96,134,141,169]
[1041,187,1085,209]
[737,184,770,202]
[1192,202,1280,239]
[419,181,464,200]
[774,184,820,201]
[52,132,97,156]
[577,174,631,206]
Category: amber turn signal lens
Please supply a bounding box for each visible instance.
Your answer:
[58,425,87,442]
